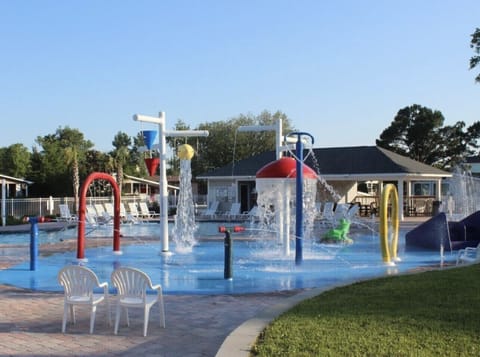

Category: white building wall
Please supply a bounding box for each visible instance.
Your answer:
[207,180,237,212]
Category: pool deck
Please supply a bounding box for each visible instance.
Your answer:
[0,221,77,234]
[0,217,429,356]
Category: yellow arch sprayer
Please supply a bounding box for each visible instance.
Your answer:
[379,184,400,265]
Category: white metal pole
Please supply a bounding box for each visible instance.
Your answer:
[158,111,170,252]
[276,119,282,159]
[134,112,209,253]
[133,113,169,253]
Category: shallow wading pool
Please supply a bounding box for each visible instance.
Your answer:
[0,222,454,294]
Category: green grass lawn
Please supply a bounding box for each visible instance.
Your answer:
[252,264,480,357]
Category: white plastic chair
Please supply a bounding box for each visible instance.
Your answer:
[224,202,241,219]
[314,202,322,219]
[94,203,107,217]
[57,265,110,334]
[103,202,115,217]
[244,205,259,221]
[94,204,112,224]
[333,203,350,224]
[128,202,144,222]
[203,201,219,219]
[120,202,138,224]
[59,204,77,222]
[86,205,103,225]
[139,202,159,219]
[345,204,360,220]
[318,202,335,226]
[111,267,165,337]
[456,243,480,265]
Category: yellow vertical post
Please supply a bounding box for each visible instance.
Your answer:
[379,184,399,265]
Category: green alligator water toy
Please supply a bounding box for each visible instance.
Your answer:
[321,218,353,244]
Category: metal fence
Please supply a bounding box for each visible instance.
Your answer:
[0,194,208,222]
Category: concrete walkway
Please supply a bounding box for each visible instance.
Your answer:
[0,284,299,356]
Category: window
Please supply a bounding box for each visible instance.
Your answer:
[413,182,435,196]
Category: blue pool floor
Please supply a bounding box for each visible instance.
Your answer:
[1,228,456,295]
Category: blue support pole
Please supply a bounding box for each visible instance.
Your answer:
[286,132,315,266]
[29,216,39,271]
[295,137,304,265]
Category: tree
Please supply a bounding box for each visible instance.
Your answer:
[470,27,480,83]
[84,150,114,174]
[111,132,132,195]
[32,127,93,197]
[58,127,93,206]
[131,132,148,177]
[377,104,480,170]
[0,144,31,178]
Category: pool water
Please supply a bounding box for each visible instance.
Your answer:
[0,226,456,294]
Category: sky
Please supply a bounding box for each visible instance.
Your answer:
[1,0,479,153]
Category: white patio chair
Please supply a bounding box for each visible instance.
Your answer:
[456,243,480,265]
[332,203,350,225]
[202,201,219,219]
[103,202,115,217]
[315,202,322,219]
[345,204,360,220]
[128,202,145,223]
[244,205,259,221]
[223,202,241,220]
[57,265,110,334]
[139,202,159,220]
[111,267,165,337]
[120,202,138,224]
[59,204,77,222]
[86,205,101,225]
[85,212,99,227]
[318,202,335,226]
[94,204,111,224]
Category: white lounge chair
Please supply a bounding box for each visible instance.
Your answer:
[86,205,109,225]
[84,205,100,226]
[57,265,110,334]
[94,204,111,224]
[343,204,361,227]
[223,202,241,220]
[315,202,322,219]
[139,202,159,220]
[104,202,115,217]
[128,202,145,222]
[332,203,350,225]
[318,202,335,225]
[58,204,77,222]
[244,205,260,221]
[203,201,219,219]
[120,202,138,224]
[111,267,165,337]
[345,204,360,220]
[456,243,480,265]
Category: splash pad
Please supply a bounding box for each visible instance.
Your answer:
[0,118,459,294]
[1,223,455,293]
[1,132,452,295]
